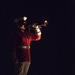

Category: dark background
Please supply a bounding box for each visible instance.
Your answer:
[0,0,75,75]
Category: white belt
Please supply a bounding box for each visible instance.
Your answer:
[19,46,30,49]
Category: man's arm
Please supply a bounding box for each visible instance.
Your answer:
[35,26,41,36]
[31,26,42,41]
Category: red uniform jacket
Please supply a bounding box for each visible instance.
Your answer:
[11,30,41,62]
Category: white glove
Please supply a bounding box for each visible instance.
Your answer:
[35,26,41,35]
[35,26,39,29]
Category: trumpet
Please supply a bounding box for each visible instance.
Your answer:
[29,20,48,29]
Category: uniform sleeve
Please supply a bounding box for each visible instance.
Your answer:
[31,27,42,41]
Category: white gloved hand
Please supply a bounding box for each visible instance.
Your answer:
[32,25,39,29]
[35,26,41,35]
[35,26,39,29]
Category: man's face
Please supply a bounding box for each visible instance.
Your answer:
[20,24,25,30]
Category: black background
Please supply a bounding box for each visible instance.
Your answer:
[0,0,75,75]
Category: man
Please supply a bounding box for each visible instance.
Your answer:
[11,16,42,75]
